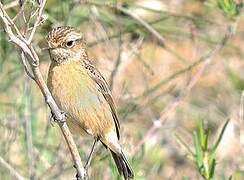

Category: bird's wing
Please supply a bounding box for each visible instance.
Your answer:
[82,59,120,139]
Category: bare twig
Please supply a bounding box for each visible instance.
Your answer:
[85,1,165,46]
[115,5,165,47]
[89,5,114,59]
[109,37,122,89]
[27,0,46,43]
[0,155,27,180]
[84,1,190,66]
[87,17,165,47]
[20,52,36,81]
[109,13,123,89]
[132,26,234,156]
[12,1,26,22]
[0,2,87,179]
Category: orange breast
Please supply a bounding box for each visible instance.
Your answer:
[47,62,114,137]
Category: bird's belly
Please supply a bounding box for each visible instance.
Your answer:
[48,64,113,136]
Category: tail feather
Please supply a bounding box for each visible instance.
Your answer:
[110,150,134,180]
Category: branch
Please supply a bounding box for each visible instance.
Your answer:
[131,25,234,156]
[0,155,27,180]
[85,1,165,46]
[27,0,46,43]
[115,4,165,47]
[109,18,123,89]
[0,2,87,179]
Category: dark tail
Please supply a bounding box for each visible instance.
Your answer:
[110,150,134,180]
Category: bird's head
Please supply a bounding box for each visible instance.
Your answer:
[47,26,86,64]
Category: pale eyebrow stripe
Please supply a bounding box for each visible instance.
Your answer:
[65,33,82,41]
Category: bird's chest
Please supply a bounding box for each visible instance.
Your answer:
[47,63,98,110]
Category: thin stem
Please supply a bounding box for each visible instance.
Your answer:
[27,0,47,43]
[23,77,35,179]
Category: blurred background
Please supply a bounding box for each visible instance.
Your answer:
[0,0,244,179]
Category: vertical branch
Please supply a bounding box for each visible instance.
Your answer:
[109,5,123,90]
[23,77,35,179]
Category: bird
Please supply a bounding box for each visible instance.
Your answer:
[46,26,134,179]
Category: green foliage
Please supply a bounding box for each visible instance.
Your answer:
[177,118,230,180]
[217,0,243,18]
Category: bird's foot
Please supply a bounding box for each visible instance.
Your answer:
[84,164,89,172]
[75,173,82,180]
[49,111,67,125]
[73,165,81,180]
[73,165,88,180]
[48,111,55,126]
[84,138,98,170]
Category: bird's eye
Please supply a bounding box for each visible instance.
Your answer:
[66,40,74,47]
